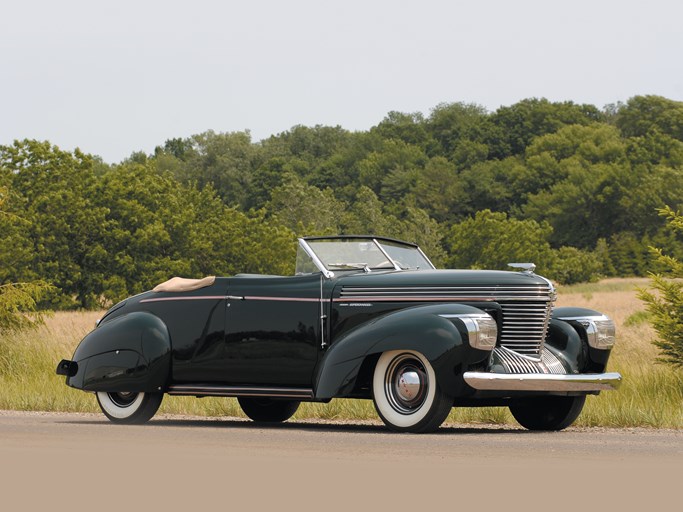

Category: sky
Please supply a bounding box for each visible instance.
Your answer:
[2,0,682,163]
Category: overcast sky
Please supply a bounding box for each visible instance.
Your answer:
[2,0,682,163]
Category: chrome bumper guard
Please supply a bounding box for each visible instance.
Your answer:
[463,371,622,392]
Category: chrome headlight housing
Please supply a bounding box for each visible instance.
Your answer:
[560,315,616,350]
[441,313,498,351]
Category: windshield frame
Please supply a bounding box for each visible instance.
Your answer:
[297,236,435,277]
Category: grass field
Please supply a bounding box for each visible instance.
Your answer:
[1,277,681,427]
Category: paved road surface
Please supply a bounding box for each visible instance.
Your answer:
[1,411,680,511]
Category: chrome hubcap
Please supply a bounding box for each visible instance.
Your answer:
[397,370,421,401]
[108,392,139,408]
[385,354,428,414]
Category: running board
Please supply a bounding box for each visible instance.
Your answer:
[167,384,314,399]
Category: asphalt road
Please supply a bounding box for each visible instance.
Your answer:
[1,411,680,511]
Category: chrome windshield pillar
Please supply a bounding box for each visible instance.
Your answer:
[297,238,334,278]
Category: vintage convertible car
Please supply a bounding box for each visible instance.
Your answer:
[57,236,621,432]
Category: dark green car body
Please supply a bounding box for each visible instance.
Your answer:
[57,236,621,431]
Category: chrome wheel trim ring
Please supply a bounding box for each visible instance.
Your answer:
[97,391,145,419]
[384,354,429,415]
[372,350,439,429]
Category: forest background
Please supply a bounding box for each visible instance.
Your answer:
[2,94,683,311]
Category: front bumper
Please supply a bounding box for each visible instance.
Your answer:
[463,371,622,392]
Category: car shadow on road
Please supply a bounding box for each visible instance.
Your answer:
[62,416,530,435]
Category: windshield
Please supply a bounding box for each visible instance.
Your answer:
[379,240,433,270]
[296,237,434,275]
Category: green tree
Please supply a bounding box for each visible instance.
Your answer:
[412,156,465,222]
[1,140,110,308]
[445,209,601,284]
[266,174,345,236]
[307,131,384,201]
[490,98,603,157]
[357,139,427,196]
[547,246,601,285]
[639,206,683,367]
[426,102,496,164]
[455,157,529,217]
[371,111,434,150]
[616,95,683,141]
[446,210,556,272]
[93,162,197,301]
[262,124,352,164]
[519,123,683,249]
[246,157,310,210]
[176,130,258,208]
[95,162,298,303]
[0,185,51,330]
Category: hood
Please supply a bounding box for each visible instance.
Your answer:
[334,268,552,289]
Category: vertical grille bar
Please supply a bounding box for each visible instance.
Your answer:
[499,301,553,357]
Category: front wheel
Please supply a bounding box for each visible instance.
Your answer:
[238,397,300,422]
[510,395,586,431]
[96,391,163,424]
[372,350,453,433]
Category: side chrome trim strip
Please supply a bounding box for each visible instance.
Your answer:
[167,384,314,399]
[244,296,320,303]
[140,295,227,303]
[463,371,622,392]
[141,295,319,304]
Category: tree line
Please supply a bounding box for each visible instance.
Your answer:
[1,94,682,310]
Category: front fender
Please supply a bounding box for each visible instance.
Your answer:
[552,307,612,372]
[66,311,171,392]
[314,304,492,399]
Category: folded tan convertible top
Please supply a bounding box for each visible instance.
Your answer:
[152,276,216,293]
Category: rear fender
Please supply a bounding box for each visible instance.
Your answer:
[66,311,171,392]
[314,304,492,399]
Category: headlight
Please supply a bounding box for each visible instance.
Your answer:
[441,313,498,351]
[560,315,616,350]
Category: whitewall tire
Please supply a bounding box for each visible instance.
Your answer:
[96,391,163,424]
[372,350,453,433]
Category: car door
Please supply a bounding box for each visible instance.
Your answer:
[222,273,323,387]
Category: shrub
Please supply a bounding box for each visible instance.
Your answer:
[639,206,683,367]
[547,246,602,285]
[446,210,555,272]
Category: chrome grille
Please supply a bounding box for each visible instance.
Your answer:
[494,346,567,374]
[541,348,567,375]
[495,346,543,373]
[499,301,553,357]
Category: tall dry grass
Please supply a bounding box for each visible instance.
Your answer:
[556,278,682,428]
[1,278,681,427]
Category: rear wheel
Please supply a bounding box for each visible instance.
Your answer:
[372,350,453,433]
[238,397,300,422]
[510,395,586,431]
[96,391,163,424]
